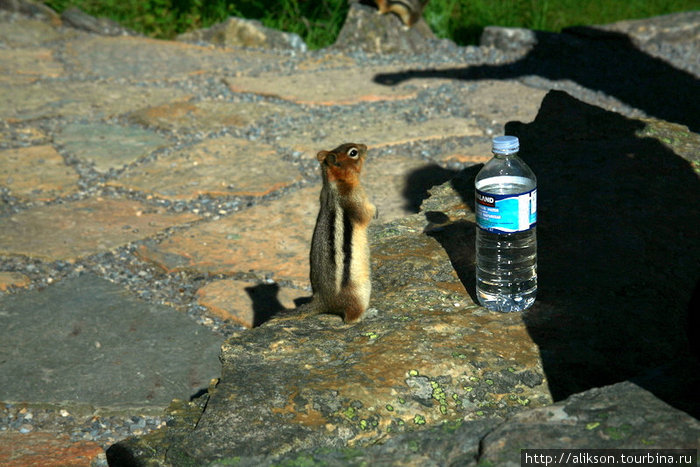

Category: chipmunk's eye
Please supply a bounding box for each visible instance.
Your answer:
[348,148,359,159]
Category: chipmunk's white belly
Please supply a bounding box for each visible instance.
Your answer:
[350,227,371,309]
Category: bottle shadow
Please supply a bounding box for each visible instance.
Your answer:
[417,90,700,417]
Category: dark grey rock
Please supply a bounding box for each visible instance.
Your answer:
[177,16,307,52]
[60,7,137,36]
[480,26,538,53]
[480,381,700,466]
[0,273,222,409]
[332,2,445,54]
[266,381,700,465]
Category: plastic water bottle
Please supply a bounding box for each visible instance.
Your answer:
[475,135,537,312]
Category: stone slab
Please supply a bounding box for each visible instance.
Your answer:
[0,197,199,262]
[225,66,452,106]
[128,99,301,134]
[0,48,64,84]
[55,122,169,173]
[0,145,80,201]
[0,81,191,121]
[196,279,303,328]
[0,432,103,467]
[295,53,357,72]
[276,115,483,159]
[0,274,222,408]
[137,187,319,284]
[63,35,277,81]
[109,136,300,199]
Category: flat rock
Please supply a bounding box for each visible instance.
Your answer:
[0,48,64,84]
[225,66,448,106]
[0,431,103,467]
[109,136,300,199]
[196,279,302,328]
[137,187,319,284]
[0,197,199,262]
[475,80,547,125]
[0,274,222,408]
[62,35,276,81]
[0,81,191,121]
[55,122,168,173]
[0,145,80,201]
[128,98,301,134]
[272,79,545,157]
[276,114,483,156]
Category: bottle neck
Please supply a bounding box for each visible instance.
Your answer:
[493,151,518,158]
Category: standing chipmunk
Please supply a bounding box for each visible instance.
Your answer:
[279,143,375,324]
[373,0,430,27]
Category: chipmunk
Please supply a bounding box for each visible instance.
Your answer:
[279,143,375,324]
[373,0,430,27]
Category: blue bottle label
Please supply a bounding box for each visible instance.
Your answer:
[476,185,537,234]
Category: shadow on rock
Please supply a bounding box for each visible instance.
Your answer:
[407,90,700,418]
[245,283,287,327]
[421,164,483,303]
[506,91,699,417]
[244,283,311,327]
[402,163,458,213]
[374,28,699,132]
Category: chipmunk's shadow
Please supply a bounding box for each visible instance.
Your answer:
[245,283,311,327]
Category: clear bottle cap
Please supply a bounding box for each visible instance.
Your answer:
[492,135,519,154]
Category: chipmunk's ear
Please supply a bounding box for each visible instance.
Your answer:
[317,150,329,163]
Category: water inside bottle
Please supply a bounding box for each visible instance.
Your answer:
[475,181,537,312]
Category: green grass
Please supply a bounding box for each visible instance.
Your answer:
[42,0,699,49]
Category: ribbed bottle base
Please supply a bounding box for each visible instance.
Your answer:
[476,288,536,312]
